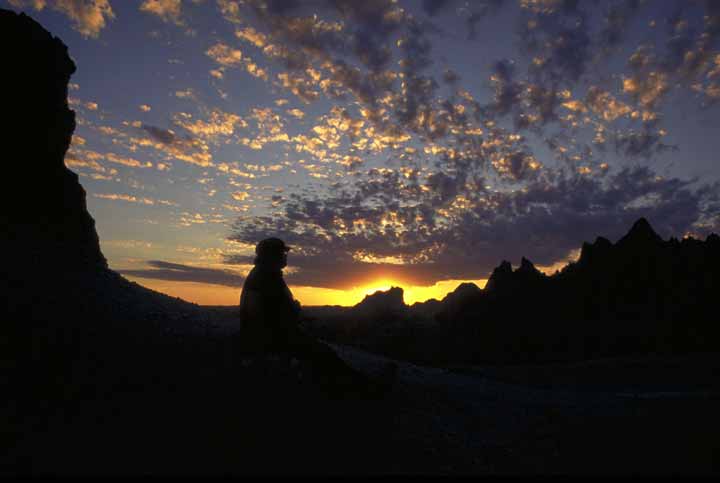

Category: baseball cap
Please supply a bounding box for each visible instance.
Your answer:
[255,237,291,256]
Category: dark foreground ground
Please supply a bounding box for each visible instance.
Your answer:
[19,319,720,475]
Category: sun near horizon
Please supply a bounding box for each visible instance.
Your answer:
[123,275,489,307]
[11,0,718,315]
[119,249,575,307]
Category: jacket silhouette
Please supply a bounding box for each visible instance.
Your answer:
[237,238,394,396]
[239,238,300,351]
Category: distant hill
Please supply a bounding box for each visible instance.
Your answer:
[305,217,720,365]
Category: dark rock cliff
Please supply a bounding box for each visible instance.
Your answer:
[1,9,202,333]
[2,9,106,273]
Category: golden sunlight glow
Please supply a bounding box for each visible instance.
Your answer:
[125,276,242,306]
[284,278,488,306]
[126,276,488,307]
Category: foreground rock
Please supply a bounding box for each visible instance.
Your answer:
[1,9,203,334]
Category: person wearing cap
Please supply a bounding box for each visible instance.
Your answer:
[238,237,392,395]
[238,237,299,351]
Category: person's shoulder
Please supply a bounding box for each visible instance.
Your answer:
[244,266,280,288]
[243,266,262,288]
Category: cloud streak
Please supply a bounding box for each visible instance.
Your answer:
[119,260,245,287]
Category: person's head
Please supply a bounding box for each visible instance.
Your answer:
[254,237,290,270]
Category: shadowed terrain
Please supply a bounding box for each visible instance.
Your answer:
[302,218,720,366]
[7,7,719,476]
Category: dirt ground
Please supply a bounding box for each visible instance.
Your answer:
[21,326,720,475]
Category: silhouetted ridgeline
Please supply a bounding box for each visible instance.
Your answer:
[305,218,720,365]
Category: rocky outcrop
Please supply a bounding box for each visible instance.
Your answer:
[577,236,612,268]
[354,286,406,316]
[2,8,201,332]
[483,260,513,293]
[2,9,106,274]
[307,218,720,366]
[615,217,663,248]
[483,256,545,297]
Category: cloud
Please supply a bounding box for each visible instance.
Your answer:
[286,108,305,119]
[227,164,717,289]
[205,42,243,66]
[205,42,269,80]
[421,0,454,17]
[519,0,591,84]
[105,152,153,168]
[94,193,156,205]
[217,0,243,24]
[142,124,177,145]
[231,191,249,201]
[65,148,118,177]
[119,260,245,287]
[224,0,442,134]
[9,0,115,37]
[172,109,246,142]
[139,0,184,26]
[130,124,213,167]
[596,0,643,55]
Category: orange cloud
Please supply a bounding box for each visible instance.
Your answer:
[105,152,153,168]
[139,0,184,26]
[94,193,155,205]
[206,43,243,66]
[9,0,115,37]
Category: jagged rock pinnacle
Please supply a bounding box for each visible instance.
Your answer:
[618,217,663,246]
[485,260,513,292]
[518,257,537,273]
[356,286,406,311]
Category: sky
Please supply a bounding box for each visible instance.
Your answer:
[6,0,720,306]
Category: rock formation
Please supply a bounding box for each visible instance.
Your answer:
[2,9,106,274]
[1,8,202,332]
[306,217,720,365]
[354,286,406,316]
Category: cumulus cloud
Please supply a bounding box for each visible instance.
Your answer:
[227,161,718,288]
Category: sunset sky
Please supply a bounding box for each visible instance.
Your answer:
[6,0,719,306]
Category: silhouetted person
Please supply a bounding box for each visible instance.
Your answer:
[238,238,395,396]
[239,237,300,351]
